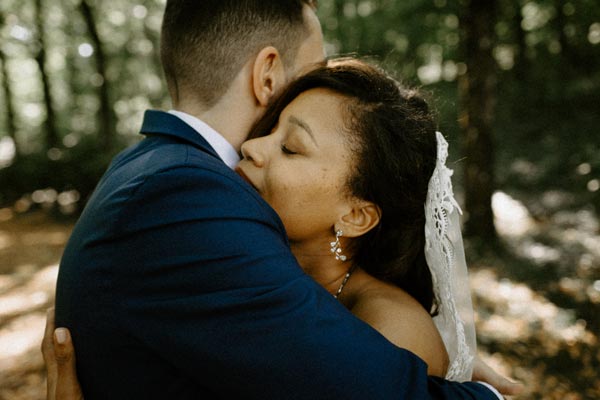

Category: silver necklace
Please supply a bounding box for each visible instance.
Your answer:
[333,266,356,299]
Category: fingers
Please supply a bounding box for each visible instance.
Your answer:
[473,356,524,396]
[42,308,57,364]
[494,378,525,396]
[54,329,84,400]
[53,327,84,400]
[43,308,58,400]
[42,308,84,400]
[53,328,75,364]
[483,365,524,397]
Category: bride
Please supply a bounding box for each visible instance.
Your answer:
[43,58,521,397]
[239,58,469,378]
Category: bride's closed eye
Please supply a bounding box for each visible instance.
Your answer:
[280,130,306,156]
[281,144,297,155]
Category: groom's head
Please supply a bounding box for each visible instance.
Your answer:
[160,0,324,109]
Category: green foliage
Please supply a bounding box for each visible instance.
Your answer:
[0,0,598,212]
[317,0,600,217]
[0,134,126,208]
[0,0,167,209]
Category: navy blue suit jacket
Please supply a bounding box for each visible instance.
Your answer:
[55,110,497,399]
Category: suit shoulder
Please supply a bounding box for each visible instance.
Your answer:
[81,138,284,237]
[102,138,257,207]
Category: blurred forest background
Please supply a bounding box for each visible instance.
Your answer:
[0,0,598,398]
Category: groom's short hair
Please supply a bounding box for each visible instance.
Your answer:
[161,0,317,106]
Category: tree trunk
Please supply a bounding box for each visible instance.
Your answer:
[553,0,574,80]
[0,47,18,158]
[0,10,18,156]
[459,0,498,239]
[34,0,59,150]
[512,0,528,81]
[79,0,115,151]
[61,1,80,127]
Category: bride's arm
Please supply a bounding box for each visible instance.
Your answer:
[42,305,522,398]
[349,289,524,395]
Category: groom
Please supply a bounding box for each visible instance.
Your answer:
[54,1,502,399]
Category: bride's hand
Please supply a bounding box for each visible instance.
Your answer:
[41,308,84,400]
[472,354,524,396]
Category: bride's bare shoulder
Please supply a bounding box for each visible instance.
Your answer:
[349,278,449,377]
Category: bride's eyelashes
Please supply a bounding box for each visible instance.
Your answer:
[280,131,304,156]
[279,127,314,156]
[281,144,297,155]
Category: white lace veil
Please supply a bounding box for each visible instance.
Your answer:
[424,132,477,382]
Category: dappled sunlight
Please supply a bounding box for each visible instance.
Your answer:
[0,213,72,399]
[516,239,562,265]
[495,200,600,310]
[0,264,57,320]
[0,312,47,400]
[0,208,14,222]
[472,186,600,398]
[0,212,73,275]
[473,269,596,347]
[492,191,535,236]
[0,264,59,400]
[0,137,16,168]
[0,214,66,400]
[472,266,600,398]
[0,230,15,251]
[22,231,68,247]
[539,190,578,212]
[0,312,46,365]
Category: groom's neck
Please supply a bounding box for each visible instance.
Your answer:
[171,62,262,153]
[174,100,254,153]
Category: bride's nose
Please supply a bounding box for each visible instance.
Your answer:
[240,138,266,167]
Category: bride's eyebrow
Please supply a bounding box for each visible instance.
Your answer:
[288,115,318,147]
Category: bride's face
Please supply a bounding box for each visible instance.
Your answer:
[237,88,356,241]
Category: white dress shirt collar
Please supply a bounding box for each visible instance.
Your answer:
[168,110,240,169]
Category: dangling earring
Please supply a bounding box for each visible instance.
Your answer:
[330,229,347,262]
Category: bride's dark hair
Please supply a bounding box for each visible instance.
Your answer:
[248,58,439,315]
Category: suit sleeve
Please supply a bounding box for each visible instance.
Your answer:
[112,166,499,400]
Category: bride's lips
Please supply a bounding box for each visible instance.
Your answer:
[235,167,259,192]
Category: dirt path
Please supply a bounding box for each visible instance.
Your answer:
[0,211,73,400]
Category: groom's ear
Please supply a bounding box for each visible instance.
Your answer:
[338,201,381,238]
[252,46,286,107]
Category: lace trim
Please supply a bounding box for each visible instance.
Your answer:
[425,132,474,381]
